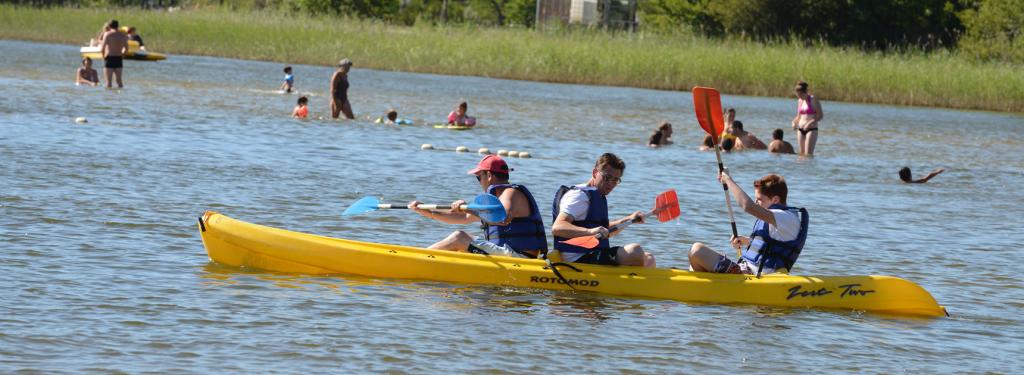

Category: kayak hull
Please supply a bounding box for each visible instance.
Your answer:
[80,45,167,61]
[198,212,947,317]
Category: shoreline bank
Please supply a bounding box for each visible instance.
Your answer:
[2,5,1021,113]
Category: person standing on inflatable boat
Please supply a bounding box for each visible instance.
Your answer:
[552,153,656,267]
[408,155,547,259]
[689,172,808,275]
[448,101,476,126]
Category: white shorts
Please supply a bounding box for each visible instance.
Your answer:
[470,239,531,259]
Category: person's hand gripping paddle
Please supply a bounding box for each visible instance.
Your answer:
[559,190,681,249]
[343,193,507,223]
[692,86,741,257]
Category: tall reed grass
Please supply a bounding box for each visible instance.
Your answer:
[2,5,1021,112]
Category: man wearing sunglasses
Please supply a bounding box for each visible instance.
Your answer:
[551,153,656,267]
[408,155,547,258]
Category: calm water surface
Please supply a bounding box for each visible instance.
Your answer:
[2,40,1023,373]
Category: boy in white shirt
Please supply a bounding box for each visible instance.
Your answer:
[689,173,808,275]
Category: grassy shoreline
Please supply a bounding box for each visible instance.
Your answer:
[2,5,1021,113]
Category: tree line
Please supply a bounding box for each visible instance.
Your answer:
[11,0,1022,62]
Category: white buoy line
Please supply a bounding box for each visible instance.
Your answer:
[420,144,532,158]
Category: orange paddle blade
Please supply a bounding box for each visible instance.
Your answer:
[692,87,725,144]
[560,236,600,249]
[654,189,681,222]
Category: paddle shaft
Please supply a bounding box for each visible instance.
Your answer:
[558,192,680,248]
[701,90,741,258]
[713,148,740,240]
[596,207,659,239]
[375,203,469,211]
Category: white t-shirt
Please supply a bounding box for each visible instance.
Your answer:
[559,184,595,221]
[765,208,800,241]
[558,184,598,263]
[747,208,801,265]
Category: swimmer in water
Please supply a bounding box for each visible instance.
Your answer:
[292,96,309,119]
[899,167,944,183]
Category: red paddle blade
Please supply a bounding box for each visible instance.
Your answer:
[654,189,681,222]
[692,87,725,144]
[560,236,600,249]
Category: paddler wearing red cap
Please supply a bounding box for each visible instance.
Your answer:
[408,155,548,258]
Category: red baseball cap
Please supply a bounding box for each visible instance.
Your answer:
[467,155,513,175]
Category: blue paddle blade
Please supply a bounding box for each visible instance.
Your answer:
[343,196,381,216]
[468,193,506,222]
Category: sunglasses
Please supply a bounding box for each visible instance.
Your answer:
[600,171,622,184]
[475,171,488,181]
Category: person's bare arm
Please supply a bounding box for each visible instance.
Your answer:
[808,97,824,126]
[407,200,477,224]
[721,172,775,225]
[813,98,824,121]
[488,187,525,226]
[749,135,768,149]
[552,212,607,239]
[329,71,340,98]
[608,211,644,237]
[916,168,945,183]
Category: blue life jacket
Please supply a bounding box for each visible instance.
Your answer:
[552,185,609,254]
[741,204,809,271]
[483,184,547,254]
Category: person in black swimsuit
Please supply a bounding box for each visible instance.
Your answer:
[330,58,354,119]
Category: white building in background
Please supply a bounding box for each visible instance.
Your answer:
[569,0,598,25]
[536,0,636,30]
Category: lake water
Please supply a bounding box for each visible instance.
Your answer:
[2,40,1023,373]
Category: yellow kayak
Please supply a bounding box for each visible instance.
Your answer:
[198,212,947,317]
[80,40,166,61]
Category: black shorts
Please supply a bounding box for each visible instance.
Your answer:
[575,246,622,266]
[104,56,123,69]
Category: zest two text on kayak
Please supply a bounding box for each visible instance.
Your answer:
[786,284,876,300]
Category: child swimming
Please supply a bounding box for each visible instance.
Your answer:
[292,96,309,119]
[447,101,476,126]
[280,66,294,93]
[374,108,412,125]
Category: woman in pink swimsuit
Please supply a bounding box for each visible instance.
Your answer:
[791,81,823,156]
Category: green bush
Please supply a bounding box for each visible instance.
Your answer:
[958,0,1024,62]
[638,0,715,35]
